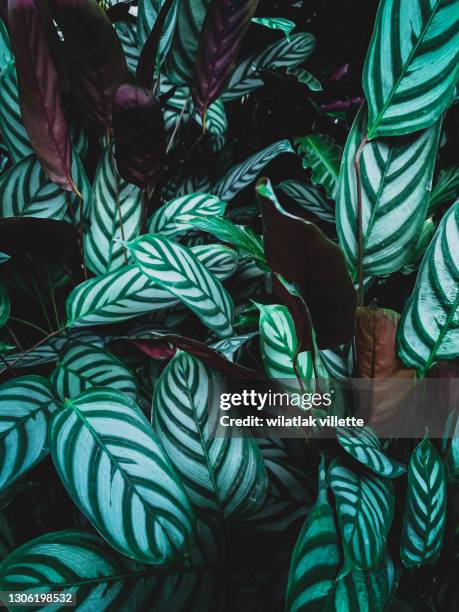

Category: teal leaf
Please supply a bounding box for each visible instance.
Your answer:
[295,134,342,199]
[49,388,195,564]
[287,66,322,92]
[0,281,9,329]
[278,179,334,223]
[252,17,296,39]
[429,166,459,214]
[115,21,139,74]
[0,64,33,162]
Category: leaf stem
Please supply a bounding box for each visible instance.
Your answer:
[0,326,65,374]
[354,134,368,306]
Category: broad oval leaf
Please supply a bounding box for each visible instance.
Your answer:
[363,0,459,137]
[51,342,138,401]
[8,0,73,190]
[295,134,342,200]
[153,351,267,518]
[192,0,259,118]
[336,106,441,278]
[0,375,57,493]
[84,148,142,275]
[0,63,33,162]
[337,426,406,478]
[397,200,459,372]
[400,436,447,568]
[328,458,394,573]
[49,387,195,564]
[128,234,234,338]
[147,192,227,237]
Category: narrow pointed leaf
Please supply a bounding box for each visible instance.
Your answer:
[295,134,341,200]
[138,0,179,63]
[252,17,295,38]
[49,387,195,564]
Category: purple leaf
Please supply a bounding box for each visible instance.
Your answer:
[8,0,73,190]
[192,0,259,119]
[256,177,356,350]
[112,84,166,192]
[55,0,128,134]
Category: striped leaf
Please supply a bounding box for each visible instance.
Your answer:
[67,243,237,328]
[397,200,459,372]
[328,458,394,573]
[84,149,142,275]
[128,234,234,338]
[51,342,138,401]
[278,179,335,223]
[115,21,139,74]
[0,20,13,71]
[222,33,315,101]
[137,0,179,63]
[0,528,220,610]
[153,351,267,518]
[337,426,406,478]
[287,66,322,92]
[0,281,9,329]
[295,134,341,200]
[0,152,90,220]
[252,17,295,39]
[147,192,227,237]
[400,436,446,568]
[429,166,459,214]
[0,376,57,493]
[363,0,459,137]
[165,0,211,85]
[49,388,195,564]
[336,106,441,279]
[321,345,354,381]
[214,139,294,201]
[0,63,33,162]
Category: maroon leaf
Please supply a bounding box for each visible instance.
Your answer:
[0,217,78,258]
[256,177,356,350]
[55,0,128,134]
[112,84,166,192]
[8,0,73,190]
[192,0,259,119]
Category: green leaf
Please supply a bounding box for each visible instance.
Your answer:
[165,0,211,85]
[363,0,459,138]
[51,342,138,401]
[252,17,296,39]
[295,134,342,200]
[337,106,441,279]
[0,376,57,493]
[214,139,294,201]
[67,243,237,328]
[84,149,142,275]
[128,234,234,337]
[153,351,267,518]
[400,436,446,568]
[0,19,13,73]
[188,216,266,264]
[337,426,406,478]
[0,152,90,220]
[429,166,459,214]
[397,200,459,372]
[49,388,195,564]
[138,0,179,64]
[0,281,9,329]
[328,458,394,572]
[287,66,322,92]
[0,64,33,162]
[115,21,139,74]
[278,179,334,223]
[223,33,315,101]
[147,192,227,237]
[0,253,10,265]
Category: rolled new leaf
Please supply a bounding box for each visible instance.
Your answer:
[192,0,259,119]
[8,0,73,190]
[256,177,356,350]
[112,84,166,192]
[55,0,127,134]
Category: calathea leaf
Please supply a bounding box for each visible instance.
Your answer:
[112,83,166,192]
[363,0,459,137]
[252,17,295,39]
[138,0,179,65]
[295,134,342,200]
[153,351,267,518]
[128,234,234,338]
[66,243,237,327]
[147,192,227,237]
[115,21,139,74]
[84,148,142,275]
[51,342,138,401]
[0,63,34,162]
[328,458,394,573]
[222,32,315,101]
[336,106,441,279]
[55,0,128,134]
[257,178,356,350]
[49,387,195,564]
[278,179,335,224]
[164,0,211,85]
[400,436,447,568]
[397,200,459,373]
[0,217,78,259]
[0,376,57,493]
[192,0,259,119]
[8,0,73,190]
[214,139,294,201]
[429,166,459,214]
[0,281,9,328]
[337,426,406,478]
